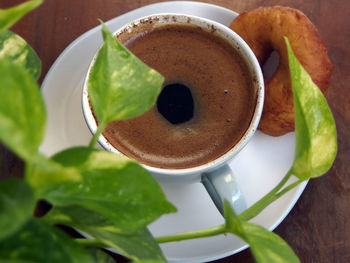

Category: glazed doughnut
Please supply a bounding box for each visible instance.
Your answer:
[229,6,332,136]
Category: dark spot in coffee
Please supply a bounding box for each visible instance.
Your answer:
[157,83,194,124]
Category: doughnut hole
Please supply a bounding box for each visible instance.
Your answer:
[262,50,280,80]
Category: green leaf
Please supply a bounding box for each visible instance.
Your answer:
[0,219,96,263]
[44,206,166,262]
[25,155,82,197]
[83,226,165,262]
[0,59,46,163]
[240,222,300,263]
[88,22,164,126]
[285,37,337,180]
[224,201,300,263]
[88,249,115,263]
[0,30,41,79]
[0,178,36,241]
[42,147,176,232]
[0,0,43,32]
[43,205,112,228]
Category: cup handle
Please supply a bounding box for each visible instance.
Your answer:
[201,165,246,215]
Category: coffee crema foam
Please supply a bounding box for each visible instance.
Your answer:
[103,24,256,169]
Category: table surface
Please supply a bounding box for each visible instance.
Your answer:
[1,0,349,262]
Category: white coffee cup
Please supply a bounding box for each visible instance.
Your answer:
[82,14,264,215]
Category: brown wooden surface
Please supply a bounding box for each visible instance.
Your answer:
[1,0,349,262]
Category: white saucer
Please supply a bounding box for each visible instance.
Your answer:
[40,1,307,262]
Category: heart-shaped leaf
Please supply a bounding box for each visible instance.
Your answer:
[285,37,337,180]
[88,23,164,126]
[41,147,176,232]
[26,155,82,196]
[88,249,115,263]
[0,0,42,32]
[0,219,95,263]
[44,206,166,261]
[0,178,35,241]
[0,30,41,79]
[0,59,45,163]
[224,200,299,263]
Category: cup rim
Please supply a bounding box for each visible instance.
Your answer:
[82,13,264,177]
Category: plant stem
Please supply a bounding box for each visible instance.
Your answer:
[88,121,106,148]
[75,238,106,248]
[156,224,226,244]
[275,179,303,199]
[156,172,303,244]
[238,171,293,221]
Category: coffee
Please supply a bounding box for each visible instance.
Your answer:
[102,23,256,169]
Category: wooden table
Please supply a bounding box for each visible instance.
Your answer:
[1,0,349,262]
